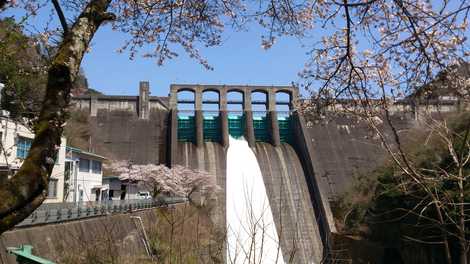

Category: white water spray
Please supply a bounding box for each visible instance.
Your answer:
[226,136,285,264]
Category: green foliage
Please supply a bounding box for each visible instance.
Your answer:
[331,172,378,233]
[366,112,470,261]
[0,18,95,147]
[0,18,94,122]
[0,18,47,120]
[333,112,470,262]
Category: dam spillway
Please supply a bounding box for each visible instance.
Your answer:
[173,140,325,263]
[167,84,334,263]
[254,142,323,262]
[226,136,284,263]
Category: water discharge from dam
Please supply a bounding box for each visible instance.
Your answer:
[226,136,285,264]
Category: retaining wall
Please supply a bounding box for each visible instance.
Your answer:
[0,209,161,264]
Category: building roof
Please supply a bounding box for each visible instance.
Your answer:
[66,146,107,160]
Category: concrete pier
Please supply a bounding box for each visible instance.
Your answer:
[219,89,229,147]
[220,111,229,147]
[268,90,281,146]
[139,81,150,119]
[243,89,256,147]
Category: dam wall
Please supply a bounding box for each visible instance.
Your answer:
[173,142,227,228]
[71,82,170,164]
[254,142,324,262]
[87,109,169,164]
[302,112,419,199]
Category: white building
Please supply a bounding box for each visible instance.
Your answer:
[64,146,106,203]
[0,111,67,203]
[102,176,149,201]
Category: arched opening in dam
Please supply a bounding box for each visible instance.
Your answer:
[202,90,220,113]
[252,91,269,142]
[176,89,195,115]
[177,89,196,142]
[227,90,244,113]
[202,90,220,141]
[276,91,293,143]
[275,91,291,116]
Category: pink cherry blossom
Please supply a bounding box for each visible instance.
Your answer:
[107,160,220,202]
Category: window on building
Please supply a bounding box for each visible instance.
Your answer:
[47,178,58,198]
[79,158,90,172]
[92,160,102,174]
[16,136,32,159]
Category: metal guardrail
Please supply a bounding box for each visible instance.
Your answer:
[15,197,187,228]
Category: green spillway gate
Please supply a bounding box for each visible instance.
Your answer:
[178,116,195,142]
[7,245,55,264]
[228,115,244,138]
[278,116,292,143]
[177,114,292,143]
[253,116,269,142]
[203,116,221,142]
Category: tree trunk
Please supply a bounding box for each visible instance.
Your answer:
[0,0,114,234]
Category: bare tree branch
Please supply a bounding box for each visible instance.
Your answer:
[51,0,69,35]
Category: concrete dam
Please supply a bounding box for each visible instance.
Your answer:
[70,83,337,263]
[70,81,452,262]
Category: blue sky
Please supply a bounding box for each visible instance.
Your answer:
[6,2,467,98]
[81,25,309,97]
[1,5,311,97]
